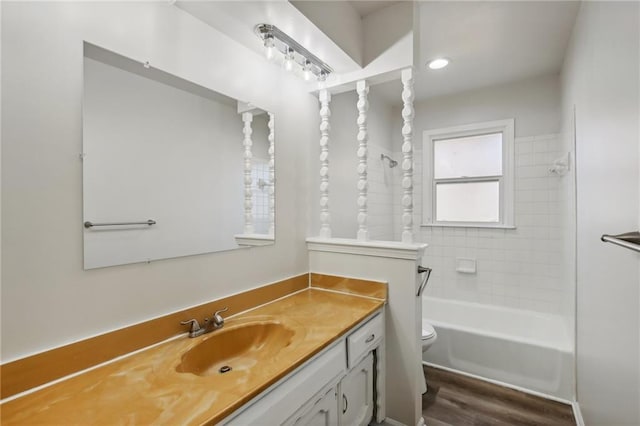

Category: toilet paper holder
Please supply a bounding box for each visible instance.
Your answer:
[417,266,432,296]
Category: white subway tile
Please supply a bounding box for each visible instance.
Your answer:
[533,141,549,153]
[401,133,570,314]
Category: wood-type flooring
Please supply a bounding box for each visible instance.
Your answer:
[422,366,576,426]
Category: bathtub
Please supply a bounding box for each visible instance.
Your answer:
[422,297,574,401]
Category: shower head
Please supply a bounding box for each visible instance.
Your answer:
[381,154,398,168]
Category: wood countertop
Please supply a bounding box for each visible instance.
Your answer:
[1,288,385,425]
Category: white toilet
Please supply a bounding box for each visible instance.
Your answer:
[420,320,438,394]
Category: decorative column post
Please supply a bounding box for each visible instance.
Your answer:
[268,112,275,237]
[242,111,254,234]
[356,80,370,241]
[401,68,415,243]
[319,89,332,238]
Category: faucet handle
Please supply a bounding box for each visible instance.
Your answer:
[212,307,229,327]
[214,307,229,316]
[180,319,201,333]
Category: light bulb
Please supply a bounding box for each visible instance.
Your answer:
[264,35,275,60]
[317,70,327,82]
[283,47,294,72]
[303,60,312,81]
[428,58,449,70]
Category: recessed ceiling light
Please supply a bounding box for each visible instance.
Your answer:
[428,58,449,70]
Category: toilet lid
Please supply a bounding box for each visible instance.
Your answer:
[422,323,435,339]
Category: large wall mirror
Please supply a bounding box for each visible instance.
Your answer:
[82,43,275,269]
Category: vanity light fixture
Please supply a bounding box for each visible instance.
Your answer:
[283,47,295,72]
[264,34,275,60]
[302,60,312,81]
[428,58,450,70]
[255,23,333,82]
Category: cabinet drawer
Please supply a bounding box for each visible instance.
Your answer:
[347,313,383,368]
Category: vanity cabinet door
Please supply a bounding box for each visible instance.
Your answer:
[339,352,374,426]
[223,343,345,426]
[287,387,338,426]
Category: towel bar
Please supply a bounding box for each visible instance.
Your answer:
[84,220,156,229]
[601,232,640,253]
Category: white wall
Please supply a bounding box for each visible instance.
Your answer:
[0,0,3,362]
[561,2,640,424]
[401,73,561,140]
[290,0,363,67]
[1,2,317,361]
[251,114,270,161]
[308,242,425,426]
[325,2,413,91]
[323,88,396,240]
[362,2,412,68]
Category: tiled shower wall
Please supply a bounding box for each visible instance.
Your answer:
[366,143,397,241]
[324,77,572,315]
[395,133,571,315]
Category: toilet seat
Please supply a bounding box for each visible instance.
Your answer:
[422,323,436,340]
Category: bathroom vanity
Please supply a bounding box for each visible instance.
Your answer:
[224,312,383,425]
[0,288,385,425]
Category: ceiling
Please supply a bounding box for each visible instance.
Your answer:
[176,1,580,104]
[376,1,580,104]
[348,1,402,18]
[176,1,364,74]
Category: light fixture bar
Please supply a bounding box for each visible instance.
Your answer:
[255,23,333,78]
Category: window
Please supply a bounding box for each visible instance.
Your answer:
[422,119,515,228]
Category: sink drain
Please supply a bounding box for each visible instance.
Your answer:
[219,365,232,374]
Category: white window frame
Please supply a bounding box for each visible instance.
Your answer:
[422,119,515,228]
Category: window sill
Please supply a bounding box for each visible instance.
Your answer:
[421,223,516,230]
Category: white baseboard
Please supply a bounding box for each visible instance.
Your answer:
[423,362,574,406]
[572,401,585,426]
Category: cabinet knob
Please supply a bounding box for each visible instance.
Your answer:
[342,394,348,414]
[365,334,375,343]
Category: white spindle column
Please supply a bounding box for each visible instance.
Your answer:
[242,112,254,234]
[401,68,415,243]
[268,112,275,236]
[319,89,332,238]
[356,80,370,241]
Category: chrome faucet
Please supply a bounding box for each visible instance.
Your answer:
[208,307,228,330]
[181,307,229,338]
